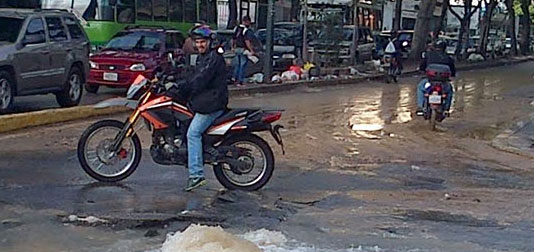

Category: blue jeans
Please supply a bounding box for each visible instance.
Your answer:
[417,79,454,111]
[233,49,248,83]
[187,110,224,179]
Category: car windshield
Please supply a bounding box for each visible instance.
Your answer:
[398,33,412,41]
[342,28,357,41]
[105,32,161,51]
[0,17,24,42]
[257,29,291,45]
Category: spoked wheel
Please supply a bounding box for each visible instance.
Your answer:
[56,67,83,107]
[214,134,274,191]
[77,120,141,182]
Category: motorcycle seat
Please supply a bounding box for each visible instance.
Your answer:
[212,108,260,126]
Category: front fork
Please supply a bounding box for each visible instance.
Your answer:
[111,93,152,151]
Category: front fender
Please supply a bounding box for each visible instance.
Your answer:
[94,97,138,109]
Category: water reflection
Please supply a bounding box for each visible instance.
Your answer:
[453,75,500,112]
[348,84,414,133]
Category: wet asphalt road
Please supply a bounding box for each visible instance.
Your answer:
[2,62,534,251]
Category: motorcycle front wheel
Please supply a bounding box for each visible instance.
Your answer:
[430,108,437,131]
[214,134,275,191]
[77,120,142,182]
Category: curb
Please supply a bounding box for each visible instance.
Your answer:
[1,56,533,134]
[491,112,534,159]
[0,106,128,134]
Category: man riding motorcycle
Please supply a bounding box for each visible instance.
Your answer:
[166,25,228,191]
[416,40,456,116]
[384,32,403,71]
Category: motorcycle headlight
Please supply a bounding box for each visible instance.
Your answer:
[129,63,146,71]
[89,60,99,69]
[402,41,409,47]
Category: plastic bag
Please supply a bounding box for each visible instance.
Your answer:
[385,41,396,54]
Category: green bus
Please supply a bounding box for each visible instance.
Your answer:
[42,0,217,50]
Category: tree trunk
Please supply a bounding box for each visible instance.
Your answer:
[450,0,480,60]
[479,0,497,58]
[350,0,360,65]
[227,0,238,29]
[290,0,300,21]
[508,0,518,56]
[393,0,402,33]
[463,6,472,58]
[519,0,531,55]
[433,0,448,39]
[455,19,466,58]
[409,0,437,60]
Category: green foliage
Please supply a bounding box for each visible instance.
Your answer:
[513,0,534,20]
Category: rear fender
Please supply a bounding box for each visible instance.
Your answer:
[94,97,138,109]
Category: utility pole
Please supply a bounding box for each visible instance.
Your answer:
[264,0,274,82]
[350,0,360,65]
[302,0,308,61]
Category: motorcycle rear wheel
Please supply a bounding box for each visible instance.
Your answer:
[214,134,275,191]
[78,120,142,182]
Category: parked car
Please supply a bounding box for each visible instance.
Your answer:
[308,26,375,65]
[439,35,458,55]
[256,28,296,70]
[273,22,317,57]
[86,26,185,93]
[0,8,90,113]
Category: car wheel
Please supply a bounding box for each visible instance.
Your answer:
[56,66,83,107]
[85,84,99,94]
[0,70,15,114]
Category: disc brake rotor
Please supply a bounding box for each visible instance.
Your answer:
[96,139,118,165]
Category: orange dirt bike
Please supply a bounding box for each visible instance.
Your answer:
[77,70,284,191]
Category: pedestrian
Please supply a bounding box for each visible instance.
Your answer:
[232,16,256,87]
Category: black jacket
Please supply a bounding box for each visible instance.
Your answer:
[420,49,456,77]
[183,48,228,114]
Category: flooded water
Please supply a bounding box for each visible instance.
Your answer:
[232,62,534,137]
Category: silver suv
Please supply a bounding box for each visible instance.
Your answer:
[0,9,90,113]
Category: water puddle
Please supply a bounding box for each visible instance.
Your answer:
[157,224,385,252]
[348,85,413,135]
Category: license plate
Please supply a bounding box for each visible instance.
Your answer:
[103,72,118,81]
[429,95,442,104]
